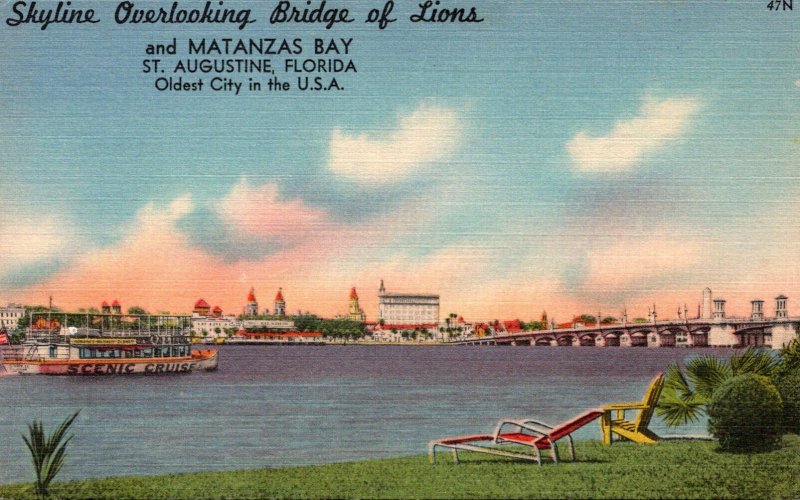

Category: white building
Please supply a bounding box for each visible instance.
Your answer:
[377,280,439,326]
[240,319,295,330]
[0,304,25,331]
[191,315,238,336]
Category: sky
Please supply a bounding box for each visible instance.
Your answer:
[1,0,799,322]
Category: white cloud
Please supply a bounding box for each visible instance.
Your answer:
[0,186,77,278]
[0,215,70,276]
[327,104,461,185]
[567,96,699,172]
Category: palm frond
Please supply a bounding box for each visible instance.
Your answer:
[663,362,693,397]
[21,410,80,497]
[656,386,707,427]
[685,355,731,399]
[730,347,778,377]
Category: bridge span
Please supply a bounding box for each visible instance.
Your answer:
[452,317,800,349]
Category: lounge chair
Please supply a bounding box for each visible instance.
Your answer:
[600,372,664,445]
[429,409,604,466]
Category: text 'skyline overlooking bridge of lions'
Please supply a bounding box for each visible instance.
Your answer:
[1,284,796,350]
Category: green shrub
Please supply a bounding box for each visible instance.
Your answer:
[707,374,783,452]
[776,369,800,434]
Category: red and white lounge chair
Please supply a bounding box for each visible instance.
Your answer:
[429,408,604,466]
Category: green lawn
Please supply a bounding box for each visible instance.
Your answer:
[2,436,800,499]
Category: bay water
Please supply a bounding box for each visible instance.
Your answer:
[0,346,725,484]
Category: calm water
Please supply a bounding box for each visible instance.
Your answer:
[0,346,728,484]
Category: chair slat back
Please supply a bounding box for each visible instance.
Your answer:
[547,410,604,441]
[632,372,665,430]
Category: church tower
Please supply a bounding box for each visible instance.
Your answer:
[348,287,366,322]
[244,288,259,316]
[274,288,286,317]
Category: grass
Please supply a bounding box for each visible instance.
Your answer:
[2,436,800,499]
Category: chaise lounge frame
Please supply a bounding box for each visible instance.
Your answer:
[429,409,604,466]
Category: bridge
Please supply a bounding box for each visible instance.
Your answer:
[452,316,799,348]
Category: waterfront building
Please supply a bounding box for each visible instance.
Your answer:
[274,289,286,317]
[240,319,295,330]
[244,288,259,316]
[348,287,366,322]
[100,300,122,314]
[0,304,25,331]
[193,298,211,316]
[232,328,323,344]
[191,315,237,337]
[377,279,439,327]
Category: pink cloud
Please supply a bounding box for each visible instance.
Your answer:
[216,178,329,243]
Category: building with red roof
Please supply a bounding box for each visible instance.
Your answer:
[244,287,259,316]
[274,288,286,317]
[348,287,366,322]
[193,298,211,316]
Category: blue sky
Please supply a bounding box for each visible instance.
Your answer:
[1,0,799,320]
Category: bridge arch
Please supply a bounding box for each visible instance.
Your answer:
[689,327,710,347]
[556,335,575,347]
[603,331,622,347]
[734,327,770,348]
[657,327,686,347]
[579,334,596,347]
[534,336,554,346]
[630,331,650,347]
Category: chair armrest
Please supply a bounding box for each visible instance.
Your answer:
[602,403,648,411]
[518,418,554,430]
[493,419,550,441]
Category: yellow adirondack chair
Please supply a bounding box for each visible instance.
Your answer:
[600,372,664,445]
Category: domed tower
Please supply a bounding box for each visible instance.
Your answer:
[111,299,122,315]
[194,298,211,316]
[101,301,111,314]
[274,288,286,317]
[244,288,259,316]
[348,287,366,322]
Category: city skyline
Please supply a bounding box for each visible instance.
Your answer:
[1,1,799,320]
[3,284,797,327]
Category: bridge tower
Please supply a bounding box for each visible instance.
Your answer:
[751,299,764,320]
[776,295,788,319]
[702,288,712,319]
[713,298,726,320]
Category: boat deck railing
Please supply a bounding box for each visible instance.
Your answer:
[25,329,190,343]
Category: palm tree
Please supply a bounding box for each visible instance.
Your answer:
[657,348,778,427]
[22,410,80,498]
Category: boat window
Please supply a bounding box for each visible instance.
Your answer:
[49,345,56,357]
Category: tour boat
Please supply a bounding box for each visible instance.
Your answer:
[0,313,218,376]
